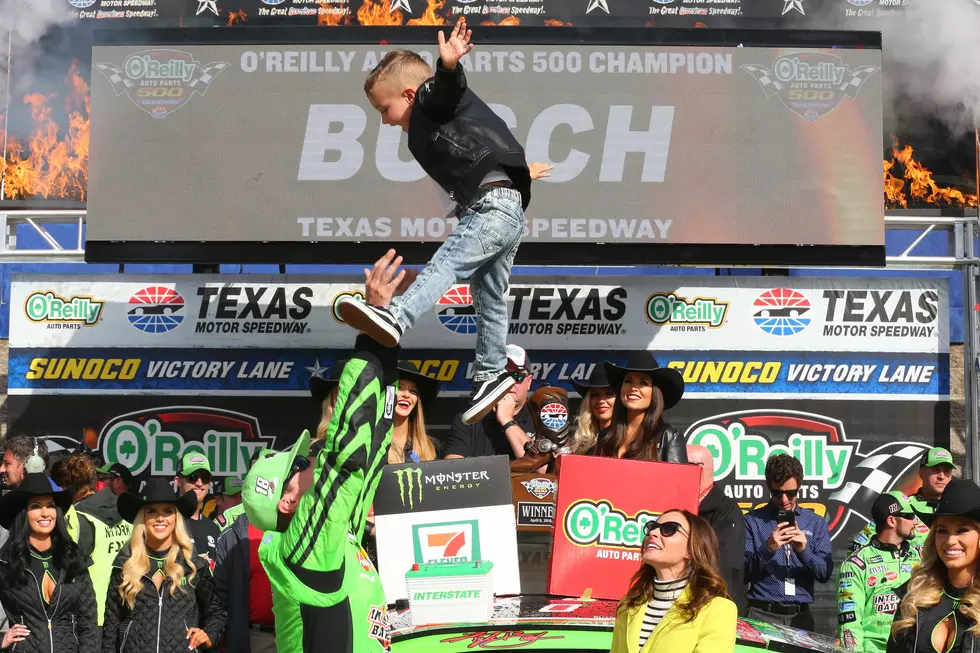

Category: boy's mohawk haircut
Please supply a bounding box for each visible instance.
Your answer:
[364,50,433,94]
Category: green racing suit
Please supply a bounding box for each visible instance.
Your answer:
[837,537,920,653]
[848,493,935,557]
[260,335,397,653]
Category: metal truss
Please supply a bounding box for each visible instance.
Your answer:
[0,210,86,262]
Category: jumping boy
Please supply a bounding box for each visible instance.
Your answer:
[339,17,532,426]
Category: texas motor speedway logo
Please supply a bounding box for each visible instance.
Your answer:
[685,409,930,540]
[94,49,229,119]
[741,52,879,121]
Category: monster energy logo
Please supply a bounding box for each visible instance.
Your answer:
[394,468,424,508]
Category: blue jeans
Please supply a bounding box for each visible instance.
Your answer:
[389,187,524,383]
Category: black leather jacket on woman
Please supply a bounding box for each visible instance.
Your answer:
[587,424,688,464]
[101,544,226,653]
[886,582,976,653]
[0,556,98,653]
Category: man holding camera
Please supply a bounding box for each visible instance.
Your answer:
[743,454,833,630]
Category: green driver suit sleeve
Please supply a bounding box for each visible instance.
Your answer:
[261,335,397,653]
[838,554,867,651]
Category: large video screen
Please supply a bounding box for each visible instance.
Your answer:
[86,28,884,265]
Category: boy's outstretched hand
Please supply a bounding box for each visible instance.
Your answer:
[438,17,473,70]
[529,162,553,181]
[364,249,418,307]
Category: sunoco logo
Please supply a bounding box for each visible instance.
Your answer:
[195,286,313,336]
[94,49,230,120]
[645,292,728,332]
[25,291,104,329]
[685,409,930,540]
[98,406,272,476]
[393,468,424,508]
[563,500,658,549]
[741,52,879,122]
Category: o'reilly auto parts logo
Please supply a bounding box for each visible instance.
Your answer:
[94,49,230,119]
[645,292,728,332]
[685,409,930,540]
[563,499,656,560]
[25,291,105,329]
[741,52,879,122]
[820,289,939,339]
[412,520,480,564]
[330,290,365,324]
[195,285,313,336]
[98,406,273,476]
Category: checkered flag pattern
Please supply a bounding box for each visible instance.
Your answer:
[828,443,928,509]
[94,62,136,94]
[839,65,880,98]
[740,64,783,98]
[187,62,231,90]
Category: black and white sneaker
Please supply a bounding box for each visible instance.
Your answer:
[337,297,403,347]
[461,371,516,425]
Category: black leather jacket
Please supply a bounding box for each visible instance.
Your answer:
[408,59,532,211]
[588,424,688,464]
[886,581,975,653]
[0,558,98,653]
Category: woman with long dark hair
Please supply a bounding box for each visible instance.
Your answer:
[611,509,736,653]
[101,479,225,653]
[0,472,98,653]
[887,479,980,653]
[388,361,440,464]
[587,352,688,463]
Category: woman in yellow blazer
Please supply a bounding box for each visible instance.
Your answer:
[610,508,737,653]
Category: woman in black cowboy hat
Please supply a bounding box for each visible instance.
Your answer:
[585,351,687,464]
[310,358,347,441]
[388,361,441,464]
[0,472,98,653]
[888,478,980,653]
[102,478,225,653]
[571,365,617,454]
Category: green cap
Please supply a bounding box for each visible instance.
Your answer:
[921,447,956,469]
[220,477,244,496]
[243,430,311,533]
[178,451,212,476]
[886,491,915,514]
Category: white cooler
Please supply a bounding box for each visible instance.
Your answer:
[405,561,495,627]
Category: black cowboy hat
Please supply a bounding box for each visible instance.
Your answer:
[118,477,199,524]
[603,351,685,410]
[309,359,348,405]
[571,365,612,396]
[916,478,980,527]
[0,473,74,529]
[397,361,441,407]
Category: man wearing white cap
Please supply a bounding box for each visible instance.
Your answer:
[444,344,535,460]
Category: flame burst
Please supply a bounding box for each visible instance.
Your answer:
[481,15,520,25]
[884,141,978,209]
[544,19,572,26]
[357,0,405,25]
[407,0,446,25]
[226,9,247,25]
[318,1,352,25]
[1,60,89,201]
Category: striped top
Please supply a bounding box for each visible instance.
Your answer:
[638,577,689,649]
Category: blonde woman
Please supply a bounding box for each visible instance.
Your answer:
[571,366,616,454]
[388,362,440,464]
[101,479,225,653]
[887,479,980,653]
[311,359,346,440]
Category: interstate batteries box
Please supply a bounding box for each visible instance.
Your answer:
[406,561,495,627]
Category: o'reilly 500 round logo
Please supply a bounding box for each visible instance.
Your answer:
[563,499,657,551]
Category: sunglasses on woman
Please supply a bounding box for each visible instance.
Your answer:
[283,455,312,486]
[643,521,689,538]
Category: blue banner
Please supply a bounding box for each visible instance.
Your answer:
[8,348,949,398]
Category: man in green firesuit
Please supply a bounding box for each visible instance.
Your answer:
[243,250,416,653]
[838,492,921,653]
[848,447,955,556]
